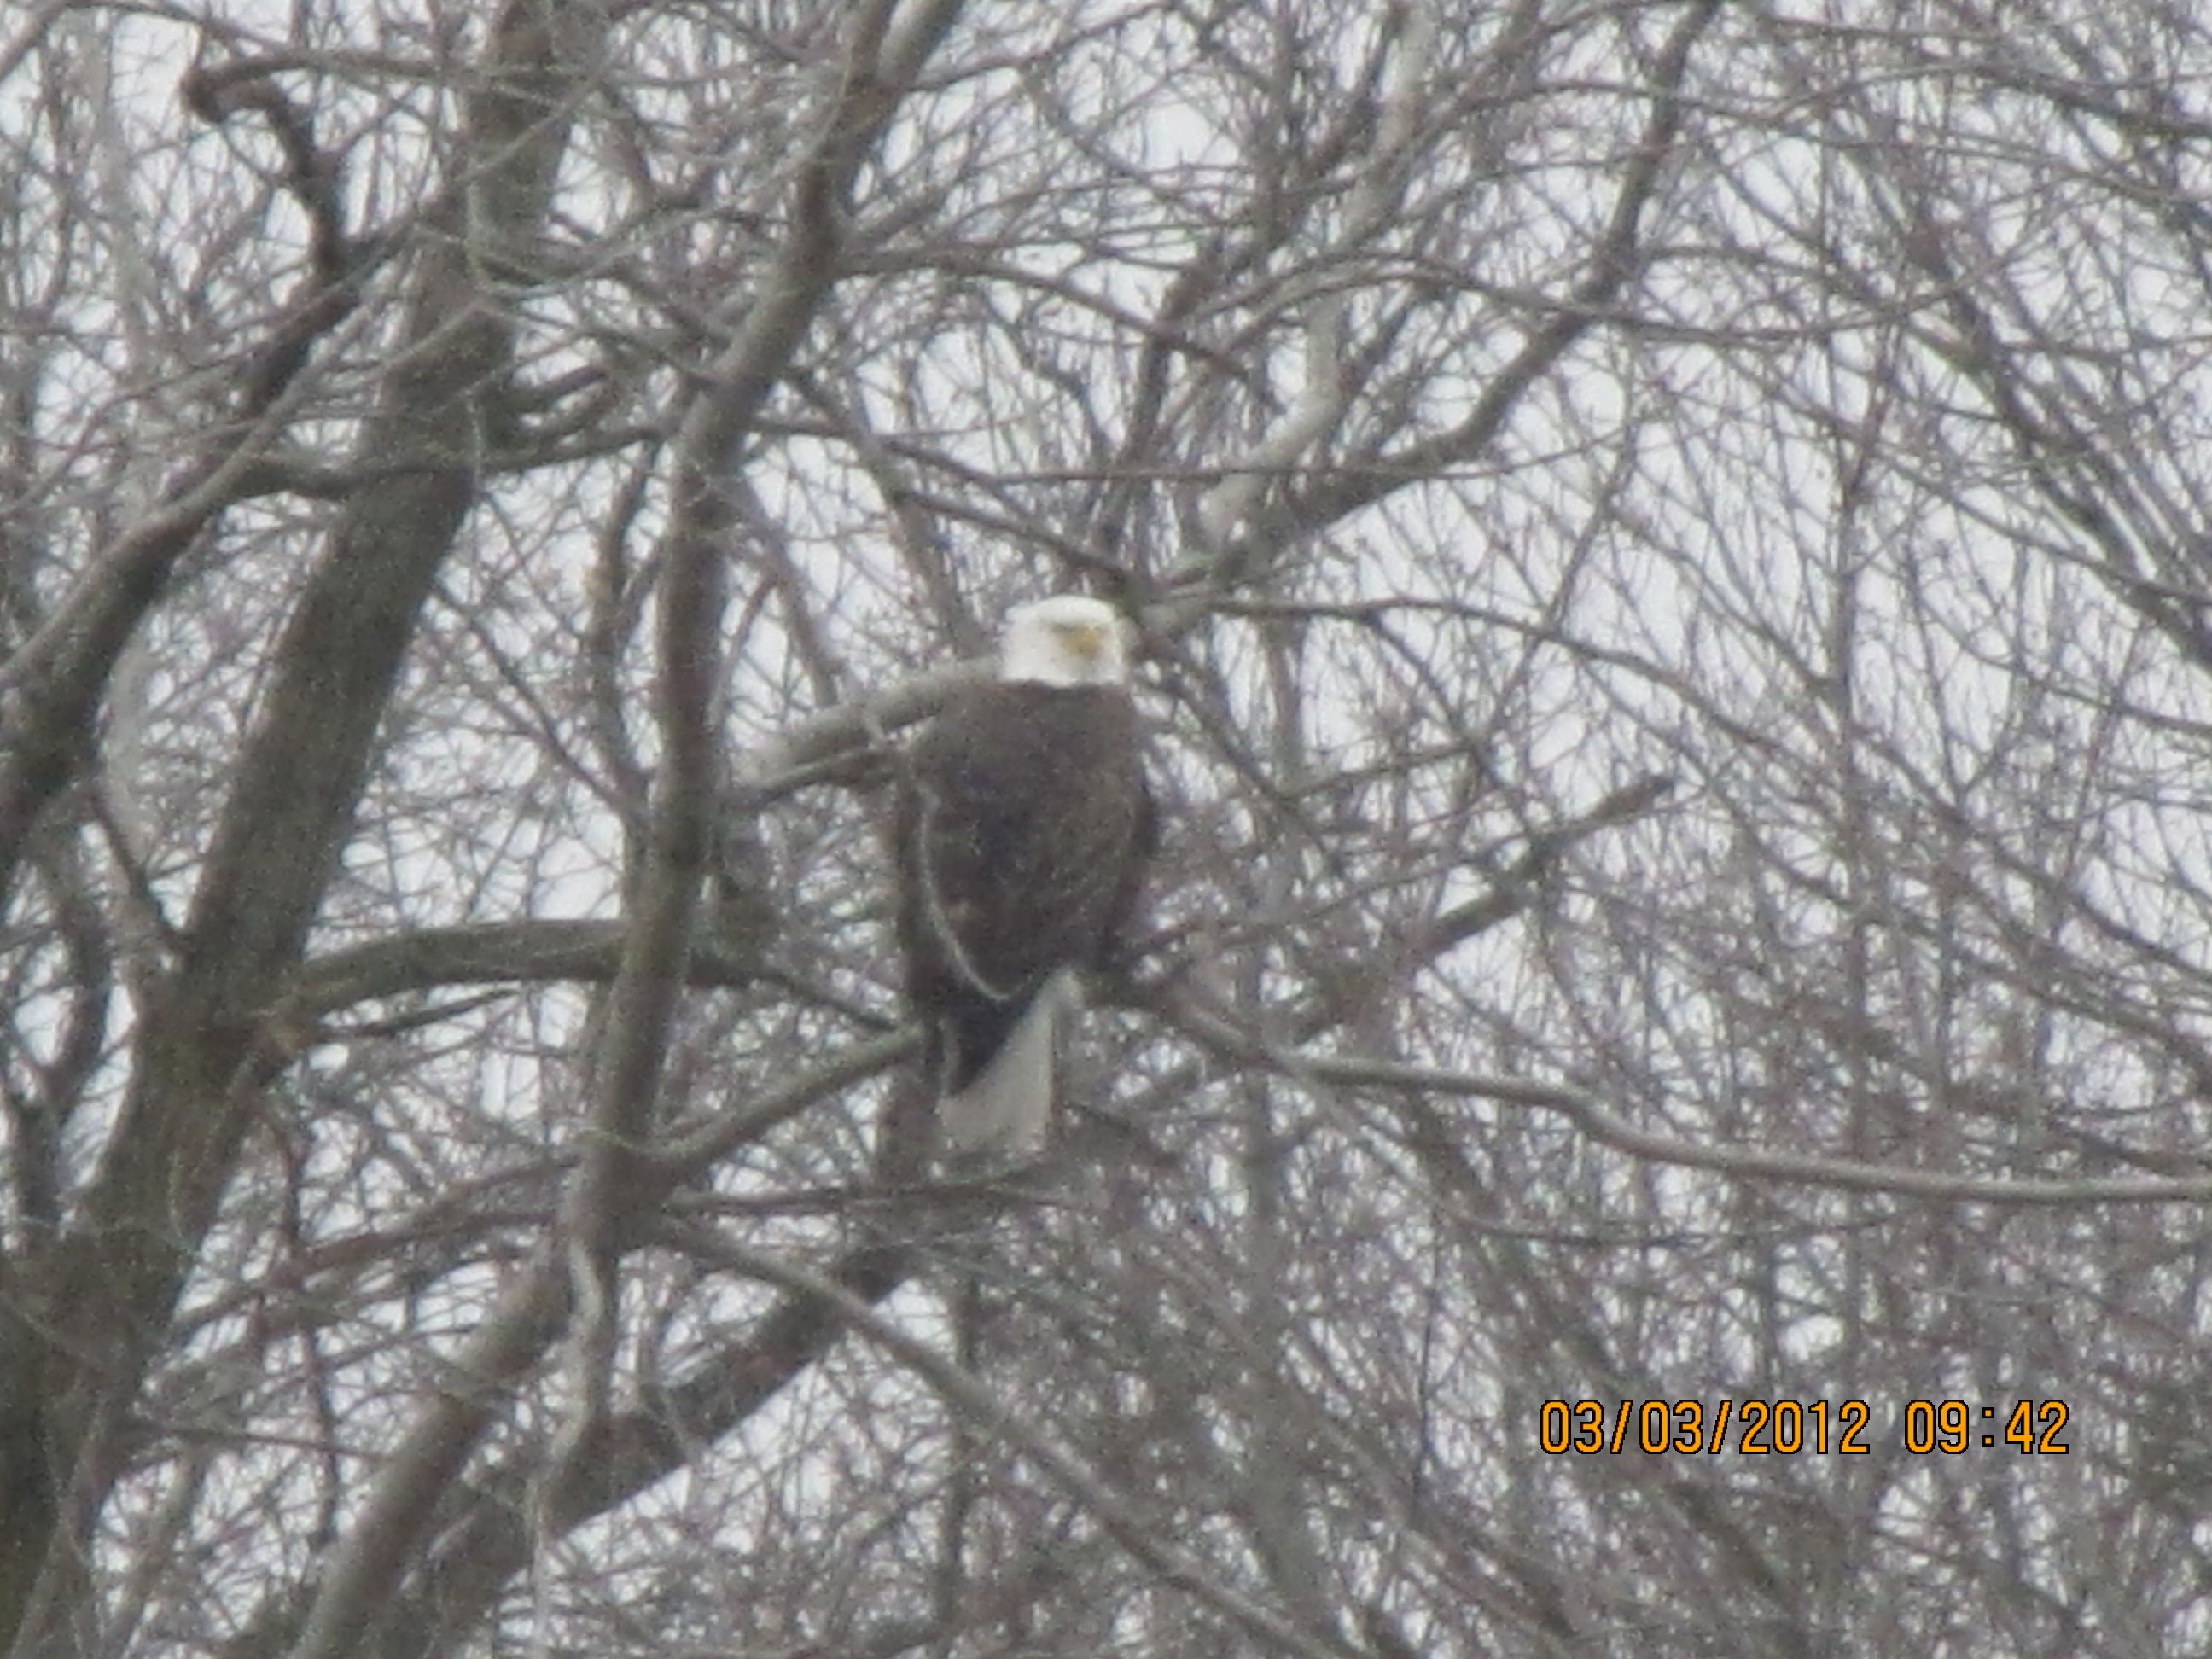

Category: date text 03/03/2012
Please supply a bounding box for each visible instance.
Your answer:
[1536,1398,2070,1457]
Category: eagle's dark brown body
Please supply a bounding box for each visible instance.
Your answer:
[894,680,1153,1152]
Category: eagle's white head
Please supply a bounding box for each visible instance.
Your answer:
[998,595,1132,688]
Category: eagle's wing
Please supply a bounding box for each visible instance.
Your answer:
[894,684,1150,1129]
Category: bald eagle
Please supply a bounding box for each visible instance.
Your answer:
[894,596,1155,1162]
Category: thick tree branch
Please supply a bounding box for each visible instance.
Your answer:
[279,9,974,1655]
[657,1221,1370,1659]
[289,918,765,1018]
[0,54,371,901]
[1,4,610,1650]
[1173,1003,2212,1206]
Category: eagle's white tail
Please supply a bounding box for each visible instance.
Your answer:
[939,970,1076,1163]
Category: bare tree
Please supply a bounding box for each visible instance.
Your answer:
[8,2,2212,1655]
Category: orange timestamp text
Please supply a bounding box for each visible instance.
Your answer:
[1538,1397,2070,1457]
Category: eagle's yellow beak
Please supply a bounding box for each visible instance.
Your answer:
[1061,622,1107,658]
